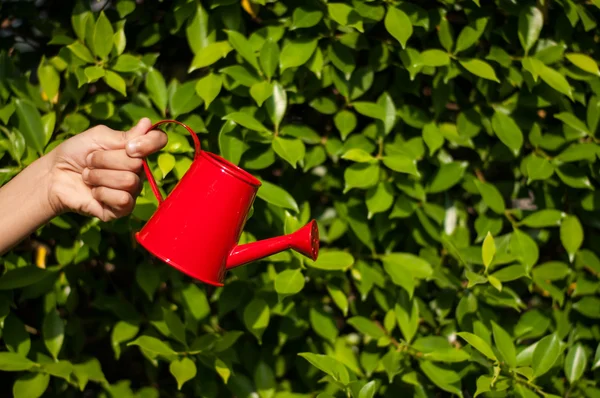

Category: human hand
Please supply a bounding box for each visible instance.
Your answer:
[47,118,167,221]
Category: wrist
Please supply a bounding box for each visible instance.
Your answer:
[33,149,63,219]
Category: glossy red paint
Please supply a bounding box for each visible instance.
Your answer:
[135,120,320,287]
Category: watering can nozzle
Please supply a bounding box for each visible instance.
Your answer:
[226,220,320,270]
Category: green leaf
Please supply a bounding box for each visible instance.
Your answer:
[220,64,260,87]
[309,307,338,343]
[42,309,64,361]
[566,53,600,76]
[474,375,510,397]
[394,293,419,343]
[327,285,349,316]
[259,39,279,80]
[561,215,584,262]
[225,30,260,72]
[145,68,168,115]
[427,161,467,193]
[157,154,175,180]
[556,164,593,189]
[127,335,177,357]
[423,345,471,363]
[475,180,506,215]
[111,321,140,359]
[539,65,573,99]
[111,54,144,72]
[185,1,214,54]
[358,380,378,398]
[532,334,561,378]
[195,73,222,110]
[181,284,210,322]
[84,66,105,83]
[334,110,357,140]
[555,112,590,136]
[250,81,273,107]
[511,229,539,273]
[482,232,496,270]
[163,308,187,346]
[291,7,323,30]
[93,11,114,60]
[274,269,305,295]
[222,112,270,134]
[254,361,276,398]
[0,266,53,290]
[104,70,127,96]
[347,317,386,339]
[438,16,454,53]
[556,143,598,163]
[169,357,197,390]
[384,7,412,49]
[366,182,394,218]
[532,262,570,281]
[519,210,565,228]
[265,82,287,131]
[573,296,600,319]
[3,314,31,356]
[491,111,524,156]
[328,3,363,32]
[37,62,60,102]
[306,251,354,271]
[14,99,45,155]
[382,155,420,177]
[243,298,270,343]
[0,352,36,371]
[455,16,487,54]
[67,42,95,63]
[419,360,463,397]
[518,6,543,54]
[272,136,305,169]
[343,163,379,193]
[256,179,299,212]
[280,38,318,73]
[526,155,554,182]
[564,343,587,384]
[422,123,444,155]
[169,81,202,118]
[456,332,497,360]
[188,41,233,72]
[491,321,517,368]
[342,149,376,163]
[298,353,350,385]
[593,343,600,370]
[12,372,50,398]
[459,59,499,82]
[418,49,450,67]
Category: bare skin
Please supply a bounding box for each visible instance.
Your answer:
[0,117,167,255]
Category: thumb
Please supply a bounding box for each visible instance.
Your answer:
[124,117,153,141]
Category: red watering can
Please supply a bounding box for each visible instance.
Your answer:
[134,120,320,287]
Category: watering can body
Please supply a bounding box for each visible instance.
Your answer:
[135,120,319,286]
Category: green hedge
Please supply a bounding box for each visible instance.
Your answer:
[1,0,600,396]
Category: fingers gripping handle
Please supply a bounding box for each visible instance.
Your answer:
[140,120,201,205]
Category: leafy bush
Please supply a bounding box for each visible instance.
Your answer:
[1,0,600,396]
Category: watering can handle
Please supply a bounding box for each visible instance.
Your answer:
[141,119,201,205]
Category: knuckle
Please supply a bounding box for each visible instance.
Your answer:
[131,158,143,171]
[89,152,99,167]
[118,192,132,207]
[124,173,139,190]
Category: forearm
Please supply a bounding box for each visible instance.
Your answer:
[0,152,59,256]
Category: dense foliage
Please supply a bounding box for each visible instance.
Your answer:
[1,0,600,396]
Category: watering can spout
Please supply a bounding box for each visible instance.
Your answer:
[226,220,319,270]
